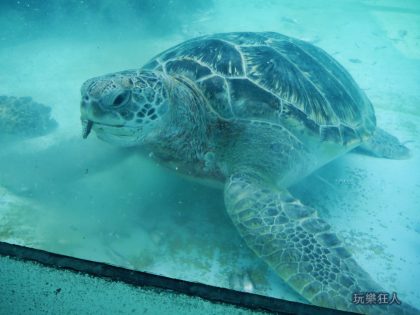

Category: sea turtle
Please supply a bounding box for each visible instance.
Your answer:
[0,95,57,138]
[79,32,417,314]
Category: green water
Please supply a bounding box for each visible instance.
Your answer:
[1,0,420,314]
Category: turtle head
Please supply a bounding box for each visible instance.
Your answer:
[80,70,169,146]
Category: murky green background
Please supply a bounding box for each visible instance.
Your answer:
[1,0,419,309]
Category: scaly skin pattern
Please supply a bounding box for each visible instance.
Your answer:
[225,171,418,315]
[80,32,417,314]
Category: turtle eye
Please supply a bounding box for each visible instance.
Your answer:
[112,90,131,107]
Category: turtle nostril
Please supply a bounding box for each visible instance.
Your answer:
[81,96,90,108]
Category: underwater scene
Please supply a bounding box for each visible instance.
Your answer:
[0,0,420,314]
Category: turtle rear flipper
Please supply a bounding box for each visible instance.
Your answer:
[354,128,410,159]
[224,171,419,315]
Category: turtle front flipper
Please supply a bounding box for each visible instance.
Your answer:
[354,128,410,159]
[224,171,419,315]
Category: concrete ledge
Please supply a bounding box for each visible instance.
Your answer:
[0,241,357,315]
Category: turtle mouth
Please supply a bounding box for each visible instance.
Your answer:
[94,123,143,147]
[81,119,142,141]
[81,119,126,139]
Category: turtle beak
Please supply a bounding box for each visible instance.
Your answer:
[82,119,93,139]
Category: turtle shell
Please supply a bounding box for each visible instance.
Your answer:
[143,32,376,146]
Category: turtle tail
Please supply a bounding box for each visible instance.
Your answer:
[224,171,419,315]
[354,128,410,159]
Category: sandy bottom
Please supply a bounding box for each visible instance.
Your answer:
[1,0,419,310]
